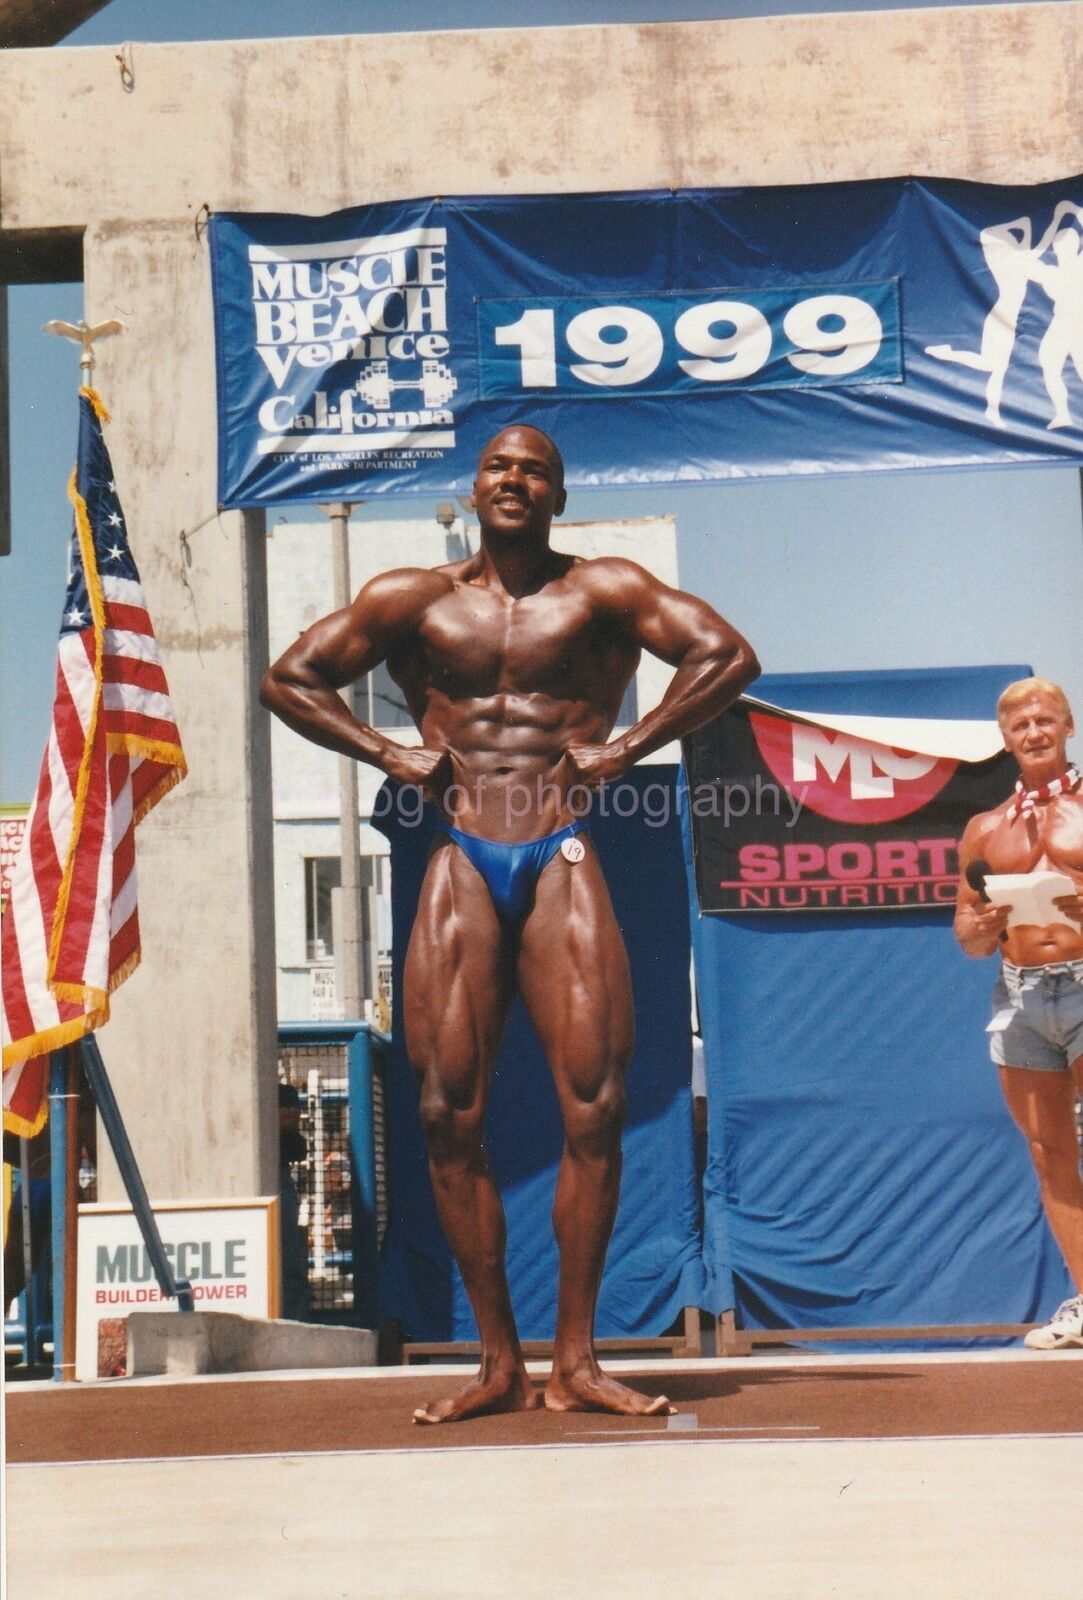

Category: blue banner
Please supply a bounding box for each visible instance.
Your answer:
[209,176,1083,506]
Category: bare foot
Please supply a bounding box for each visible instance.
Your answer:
[412,1367,538,1425]
[545,1363,675,1417]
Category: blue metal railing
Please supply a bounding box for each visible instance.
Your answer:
[278,1020,390,1329]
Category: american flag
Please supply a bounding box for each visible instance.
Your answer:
[2,388,186,1136]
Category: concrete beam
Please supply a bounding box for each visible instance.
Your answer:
[1,5,1082,232]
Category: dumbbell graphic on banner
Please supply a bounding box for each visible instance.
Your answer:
[355,359,458,412]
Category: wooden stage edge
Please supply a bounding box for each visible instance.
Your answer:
[714,1313,1035,1356]
[399,1310,1035,1362]
[402,1306,701,1363]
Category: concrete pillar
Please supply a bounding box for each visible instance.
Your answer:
[85,221,277,1200]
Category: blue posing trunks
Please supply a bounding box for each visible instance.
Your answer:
[435,820,588,922]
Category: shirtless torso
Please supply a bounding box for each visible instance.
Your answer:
[262,424,760,1418]
[366,548,657,840]
[953,683,1083,1340]
[957,790,1083,966]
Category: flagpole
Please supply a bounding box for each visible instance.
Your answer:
[80,1034,194,1312]
[64,1048,81,1373]
[47,1049,81,1382]
[17,1131,40,1367]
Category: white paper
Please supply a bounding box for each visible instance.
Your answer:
[983,869,1077,928]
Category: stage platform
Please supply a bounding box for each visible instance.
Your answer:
[7,1345,1083,1462]
[6,1349,1083,1600]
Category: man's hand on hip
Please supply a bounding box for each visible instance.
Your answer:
[383,744,452,796]
[565,741,632,790]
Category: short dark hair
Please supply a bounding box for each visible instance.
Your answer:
[278,1081,301,1108]
[480,424,565,490]
[522,425,565,489]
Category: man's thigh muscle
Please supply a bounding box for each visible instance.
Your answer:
[517,844,634,1103]
[999,1065,1079,1153]
[405,841,515,1108]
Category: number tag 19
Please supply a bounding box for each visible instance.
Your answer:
[477,282,901,399]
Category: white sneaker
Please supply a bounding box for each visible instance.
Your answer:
[1024,1294,1083,1350]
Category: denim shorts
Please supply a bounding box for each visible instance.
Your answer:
[988,959,1083,1072]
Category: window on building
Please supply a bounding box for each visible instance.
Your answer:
[616,675,638,727]
[304,855,392,999]
[305,857,340,961]
[356,660,412,729]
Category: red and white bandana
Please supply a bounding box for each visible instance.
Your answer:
[1007,764,1082,821]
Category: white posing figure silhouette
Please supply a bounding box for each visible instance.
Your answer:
[926,200,1083,427]
[1030,228,1083,430]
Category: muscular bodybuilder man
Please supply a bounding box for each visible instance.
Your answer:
[955,677,1083,1350]
[262,424,759,1419]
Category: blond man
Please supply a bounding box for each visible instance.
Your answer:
[955,677,1083,1348]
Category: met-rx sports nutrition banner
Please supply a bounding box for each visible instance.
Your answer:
[209,175,1083,507]
[683,700,1016,915]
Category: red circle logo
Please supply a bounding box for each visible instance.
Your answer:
[749,711,959,824]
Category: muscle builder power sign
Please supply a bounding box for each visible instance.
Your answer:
[74,1198,279,1379]
[683,701,1015,914]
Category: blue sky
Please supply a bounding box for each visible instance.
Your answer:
[59,0,1043,36]
[2,0,1078,799]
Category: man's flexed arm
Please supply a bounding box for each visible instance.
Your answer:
[569,560,760,786]
[260,569,449,789]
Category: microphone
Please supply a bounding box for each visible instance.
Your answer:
[965,857,1007,940]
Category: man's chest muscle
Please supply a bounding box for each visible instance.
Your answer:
[987,801,1083,876]
[415,590,599,696]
